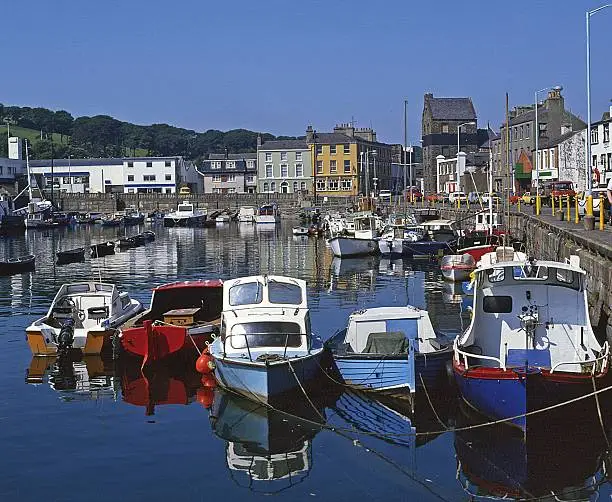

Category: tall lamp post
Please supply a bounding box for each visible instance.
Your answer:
[534,85,562,215]
[457,121,475,193]
[372,149,378,198]
[586,4,611,196]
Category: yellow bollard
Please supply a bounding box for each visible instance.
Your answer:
[566,195,570,222]
[558,194,563,214]
[536,195,541,216]
[574,195,579,224]
[517,198,521,212]
[600,194,605,230]
[552,196,556,217]
[586,195,593,218]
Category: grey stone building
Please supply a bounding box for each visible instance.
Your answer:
[199,152,257,194]
[422,93,478,194]
[257,137,312,194]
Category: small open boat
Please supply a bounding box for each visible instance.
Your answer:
[120,280,223,364]
[0,254,35,276]
[440,253,476,282]
[26,282,143,356]
[91,241,115,258]
[56,247,86,265]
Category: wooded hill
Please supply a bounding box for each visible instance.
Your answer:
[0,104,295,161]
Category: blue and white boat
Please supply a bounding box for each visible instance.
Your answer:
[326,306,453,402]
[453,252,609,432]
[209,275,326,403]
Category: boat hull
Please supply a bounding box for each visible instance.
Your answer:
[333,356,414,393]
[328,236,378,257]
[0,255,35,276]
[212,348,326,403]
[457,244,496,263]
[453,362,608,432]
[26,328,113,356]
[163,215,207,227]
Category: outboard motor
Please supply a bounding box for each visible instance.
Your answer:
[57,318,75,354]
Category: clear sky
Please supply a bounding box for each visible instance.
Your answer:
[2,0,610,145]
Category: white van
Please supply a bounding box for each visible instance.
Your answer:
[448,192,467,203]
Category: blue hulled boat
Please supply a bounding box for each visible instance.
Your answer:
[209,275,327,403]
[453,251,609,432]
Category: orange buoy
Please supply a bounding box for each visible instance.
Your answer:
[196,387,214,408]
[195,352,215,374]
[201,373,217,388]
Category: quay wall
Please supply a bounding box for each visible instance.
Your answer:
[440,208,612,342]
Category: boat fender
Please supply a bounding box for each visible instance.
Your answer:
[196,387,214,409]
[196,351,215,374]
[201,373,217,388]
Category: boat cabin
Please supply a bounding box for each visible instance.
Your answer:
[353,215,379,239]
[455,256,608,373]
[474,212,499,232]
[419,219,457,241]
[219,275,311,358]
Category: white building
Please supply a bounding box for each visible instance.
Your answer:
[0,136,28,193]
[29,156,200,194]
[589,107,612,187]
[436,152,467,193]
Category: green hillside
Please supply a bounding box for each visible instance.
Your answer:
[0,125,65,145]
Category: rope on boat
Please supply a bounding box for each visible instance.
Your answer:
[592,375,610,448]
[419,374,448,431]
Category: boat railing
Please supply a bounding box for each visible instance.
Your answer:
[549,341,609,374]
[453,339,507,370]
[222,332,308,361]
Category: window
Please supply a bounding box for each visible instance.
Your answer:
[344,160,351,173]
[483,296,512,313]
[247,160,255,169]
[270,181,276,192]
[281,164,288,177]
[127,161,134,167]
[316,145,322,155]
[165,161,171,167]
[226,161,235,169]
[591,127,599,144]
[265,152,272,162]
[213,175,221,182]
[525,123,530,139]
[247,175,255,183]
[165,174,172,181]
[341,178,352,191]
[228,187,236,193]
[127,188,135,193]
[146,161,153,167]
[211,161,221,169]
[213,188,221,194]
[293,181,299,192]
[603,124,609,143]
[442,124,449,133]
[265,164,273,178]
[280,152,287,161]
[295,163,303,177]
[316,160,323,174]
[328,179,339,191]
[127,175,134,182]
[229,321,302,349]
[300,181,306,191]
[593,155,597,169]
[295,151,302,161]
[263,182,269,192]
[228,174,235,182]
[316,178,326,191]
[143,174,156,181]
[165,188,172,193]
[330,145,337,154]
[519,126,523,140]
[330,160,337,173]
[344,144,350,154]
[62,177,70,184]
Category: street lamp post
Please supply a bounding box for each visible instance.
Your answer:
[534,85,562,215]
[586,4,611,195]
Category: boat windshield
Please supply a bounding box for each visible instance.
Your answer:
[177,204,193,212]
[229,321,302,348]
[268,280,302,304]
[229,282,263,306]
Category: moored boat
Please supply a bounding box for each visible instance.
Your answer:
[0,254,35,276]
[163,201,207,227]
[207,275,327,403]
[440,253,476,282]
[255,203,280,224]
[56,247,86,265]
[90,241,115,258]
[237,206,256,223]
[453,254,609,432]
[328,215,379,257]
[120,280,223,364]
[26,282,143,356]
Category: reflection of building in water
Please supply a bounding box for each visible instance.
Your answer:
[327,256,377,297]
[25,356,119,401]
[257,231,320,283]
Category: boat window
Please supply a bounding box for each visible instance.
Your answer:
[229,321,302,348]
[95,283,113,293]
[229,282,263,306]
[487,268,505,283]
[66,284,91,294]
[120,294,131,309]
[177,204,192,212]
[483,295,512,313]
[512,265,548,280]
[555,268,574,284]
[268,281,302,304]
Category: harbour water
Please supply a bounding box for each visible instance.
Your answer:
[2,222,612,501]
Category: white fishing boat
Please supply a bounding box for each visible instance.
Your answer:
[163,201,207,227]
[216,213,231,223]
[328,215,379,257]
[440,253,476,282]
[292,226,309,236]
[208,275,326,403]
[255,203,280,224]
[237,206,256,223]
[26,282,143,356]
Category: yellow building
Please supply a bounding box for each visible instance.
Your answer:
[306,124,392,198]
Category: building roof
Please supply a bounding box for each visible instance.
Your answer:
[259,139,308,150]
[29,158,123,167]
[310,132,352,144]
[536,127,585,149]
[208,152,256,160]
[426,96,476,121]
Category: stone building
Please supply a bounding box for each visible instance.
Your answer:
[257,138,312,194]
[422,93,478,194]
[199,152,257,194]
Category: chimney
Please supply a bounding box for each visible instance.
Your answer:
[306,125,314,143]
[424,93,433,100]
[256,134,262,148]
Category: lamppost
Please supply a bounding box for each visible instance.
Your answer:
[372,149,378,198]
[586,4,611,195]
[359,150,364,196]
[534,85,562,215]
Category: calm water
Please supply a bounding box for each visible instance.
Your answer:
[1,222,611,501]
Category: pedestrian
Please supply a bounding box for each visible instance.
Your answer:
[607,177,612,224]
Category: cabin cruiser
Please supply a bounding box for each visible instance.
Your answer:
[26,282,143,356]
[237,206,256,223]
[328,215,380,257]
[163,201,207,227]
[255,204,281,224]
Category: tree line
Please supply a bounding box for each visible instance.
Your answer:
[0,104,295,161]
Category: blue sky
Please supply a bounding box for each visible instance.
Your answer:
[2,0,610,145]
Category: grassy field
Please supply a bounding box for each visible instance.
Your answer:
[0,125,66,144]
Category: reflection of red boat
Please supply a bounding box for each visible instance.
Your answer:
[120,280,223,364]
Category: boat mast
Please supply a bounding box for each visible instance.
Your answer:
[25,140,33,202]
[488,126,493,236]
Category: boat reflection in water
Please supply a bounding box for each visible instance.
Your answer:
[454,396,612,500]
[25,354,119,400]
[328,256,378,293]
[120,358,203,416]
[208,387,338,494]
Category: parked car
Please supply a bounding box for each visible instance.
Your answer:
[448,191,467,204]
[404,188,423,201]
[541,180,576,205]
[425,193,442,203]
[577,188,609,216]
